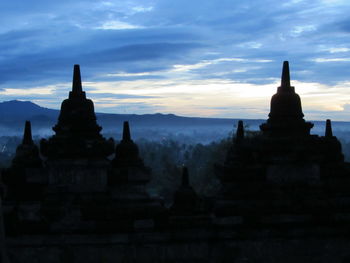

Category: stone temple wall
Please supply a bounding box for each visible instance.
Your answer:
[6,231,350,263]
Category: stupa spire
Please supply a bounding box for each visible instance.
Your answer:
[72,64,83,94]
[325,119,333,137]
[122,121,131,141]
[236,120,245,142]
[281,61,291,88]
[69,64,86,99]
[22,121,33,145]
[181,166,189,187]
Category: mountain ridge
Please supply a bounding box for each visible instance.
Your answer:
[0,100,263,125]
[0,100,346,142]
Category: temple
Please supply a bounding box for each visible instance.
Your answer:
[1,62,350,262]
[260,61,314,137]
[12,121,42,169]
[111,121,145,168]
[216,61,349,217]
[40,64,114,159]
[2,121,44,201]
[170,166,200,215]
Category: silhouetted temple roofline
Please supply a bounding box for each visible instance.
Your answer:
[69,64,86,99]
[22,121,33,145]
[182,166,189,187]
[325,119,333,137]
[122,121,131,141]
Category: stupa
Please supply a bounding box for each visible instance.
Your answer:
[2,62,350,263]
[260,61,313,137]
[40,65,114,160]
[215,61,348,221]
[2,121,44,200]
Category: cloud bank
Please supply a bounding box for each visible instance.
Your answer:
[1,0,350,120]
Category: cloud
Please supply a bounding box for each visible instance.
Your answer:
[131,6,154,13]
[328,47,350,53]
[105,72,157,77]
[0,39,203,85]
[290,25,317,37]
[0,87,55,96]
[94,20,143,30]
[1,0,350,119]
[85,93,159,100]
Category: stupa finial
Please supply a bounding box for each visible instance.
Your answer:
[281,61,291,88]
[22,121,33,145]
[72,64,83,94]
[325,119,333,137]
[122,121,131,141]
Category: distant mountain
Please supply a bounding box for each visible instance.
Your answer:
[0,100,265,141]
[0,100,263,128]
[0,100,58,120]
[1,100,344,142]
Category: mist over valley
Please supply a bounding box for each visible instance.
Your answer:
[1,100,350,143]
[2,100,350,170]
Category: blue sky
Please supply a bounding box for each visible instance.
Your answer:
[1,0,350,120]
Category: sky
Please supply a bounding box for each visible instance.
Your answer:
[1,0,350,120]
